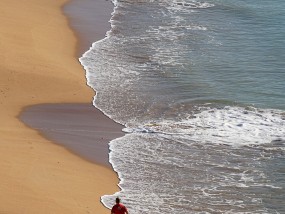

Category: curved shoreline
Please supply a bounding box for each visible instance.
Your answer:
[0,0,119,213]
[20,103,125,168]
[63,0,115,57]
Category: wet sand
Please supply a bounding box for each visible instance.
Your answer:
[64,0,115,56]
[20,103,124,167]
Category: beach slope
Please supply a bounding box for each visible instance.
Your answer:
[0,0,118,213]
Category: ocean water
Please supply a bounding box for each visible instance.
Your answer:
[80,0,285,213]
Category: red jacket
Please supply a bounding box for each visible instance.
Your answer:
[111,203,128,214]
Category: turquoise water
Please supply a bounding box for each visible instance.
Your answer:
[191,0,285,109]
[80,0,285,213]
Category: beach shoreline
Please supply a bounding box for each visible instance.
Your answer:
[63,0,115,57]
[0,0,120,213]
[20,103,125,168]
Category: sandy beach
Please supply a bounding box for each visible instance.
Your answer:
[0,0,120,213]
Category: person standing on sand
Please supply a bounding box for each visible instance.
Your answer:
[111,197,129,214]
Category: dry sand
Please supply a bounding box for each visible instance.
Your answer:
[0,0,120,213]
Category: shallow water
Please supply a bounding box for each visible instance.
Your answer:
[80,0,285,213]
